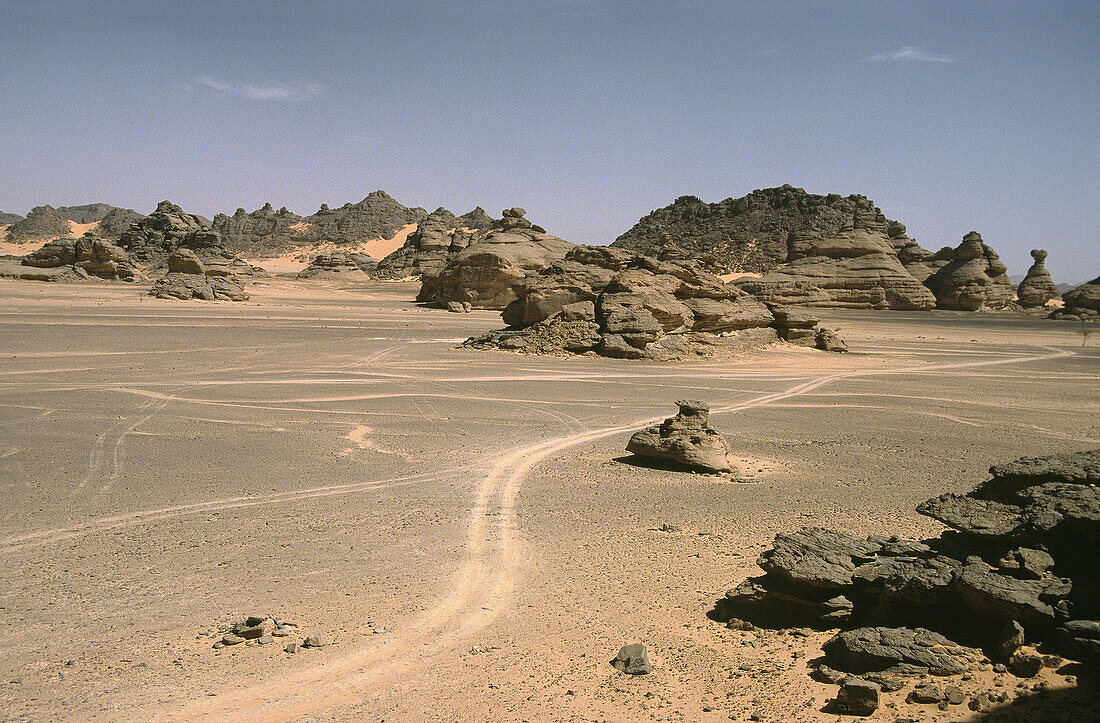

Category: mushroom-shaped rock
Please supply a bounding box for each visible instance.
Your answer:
[1016,249,1060,307]
[626,400,733,473]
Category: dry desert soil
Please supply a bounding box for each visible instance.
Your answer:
[0,277,1097,722]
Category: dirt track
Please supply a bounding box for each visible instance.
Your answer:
[0,278,1096,721]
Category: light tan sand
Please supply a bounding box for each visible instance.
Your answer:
[244,222,419,273]
[720,271,762,282]
[0,278,1095,721]
[70,220,99,237]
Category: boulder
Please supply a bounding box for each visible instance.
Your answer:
[21,237,78,267]
[610,643,653,675]
[626,400,733,473]
[296,252,367,279]
[21,234,141,281]
[417,209,574,309]
[168,248,205,275]
[925,232,1014,310]
[821,627,981,676]
[1050,276,1100,321]
[1016,249,1060,307]
[150,273,249,301]
[832,678,880,716]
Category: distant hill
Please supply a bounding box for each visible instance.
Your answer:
[213,191,429,256]
[2,203,145,244]
[0,211,24,225]
[55,203,134,224]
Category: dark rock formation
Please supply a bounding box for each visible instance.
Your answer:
[1050,276,1100,321]
[92,208,146,240]
[4,205,71,242]
[626,400,733,473]
[0,210,23,225]
[119,201,222,261]
[149,248,249,301]
[296,252,369,279]
[303,191,427,245]
[211,203,308,255]
[831,677,880,716]
[417,209,574,309]
[612,185,931,276]
[925,232,1013,310]
[372,207,494,279]
[55,203,131,224]
[21,234,142,281]
[823,627,980,676]
[1016,249,1060,307]
[714,449,1099,663]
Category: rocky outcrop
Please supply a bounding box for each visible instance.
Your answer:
[296,252,370,279]
[417,209,574,309]
[372,207,494,279]
[55,203,131,224]
[924,232,1013,310]
[4,205,71,243]
[732,228,938,310]
[465,246,848,359]
[612,185,932,276]
[1016,250,1060,307]
[626,400,734,473]
[92,207,146,240]
[21,234,143,281]
[150,248,249,301]
[0,210,23,225]
[304,191,427,244]
[211,203,308,255]
[1050,276,1100,321]
[119,201,222,261]
[714,449,1099,662]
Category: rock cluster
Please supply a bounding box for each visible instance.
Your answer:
[21,234,143,281]
[305,191,428,245]
[4,205,71,243]
[417,208,575,309]
[212,203,308,255]
[119,201,221,262]
[1050,276,1100,321]
[372,206,494,279]
[464,246,847,359]
[91,207,146,240]
[626,400,734,473]
[924,232,1014,310]
[1016,249,1060,307]
[714,449,1099,673]
[149,249,249,301]
[296,252,374,279]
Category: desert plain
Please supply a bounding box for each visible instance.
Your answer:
[0,276,1096,722]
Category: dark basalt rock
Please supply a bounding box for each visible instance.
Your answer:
[4,205,71,242]
[822,627,980,676]
[831,677,879,716]
[611,643,653,675]
[713,449,1100,667]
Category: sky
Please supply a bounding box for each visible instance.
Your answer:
[0,0,1096,283]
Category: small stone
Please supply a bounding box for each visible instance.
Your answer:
[725,618,754,631]
[611,643,653,675]
[1042,655,1062,668]
[302,633,328,648]
[236,625,266,640]
[257,635,274,645]
[969,693,992,711]
[212,642,225,650]
[272,627,290,637]
[749,711,765,721]
[944,686,965,705]
[221,633,245,646]
[284,643,297,654]
[908,683,944,704]
[811,665,846,685]
[833,678,879,716]
[245,616,266,627]
[1008,653,1043,678]
[993,663,1007,673]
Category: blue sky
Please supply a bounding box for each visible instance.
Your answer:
[1,0,1096,282]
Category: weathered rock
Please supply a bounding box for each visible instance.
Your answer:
[832,678,879,716]
[150,273,249,301]
[997,548,1055,580]
[815,327,848,352]
[1050,276,1100,321]
[21,234,141,280]
[21,238,78,267]
[626,400,733,473]
[611,643,653,674]
[417,209,574,309]
[373,206,493,279]
[822,627,980,676]
[1057,620,1100,658]
[0,210,23,224]
[302,633,327,648]
[119,201,218,261]
[1008,652,1043,677]
[925,232,1013,310]
[168,248,205,275]
[4,205,71,243]
[1016,249,1060,307]
[296,252,367,279]
[975,448,1100,501]
[995,620,1026,659]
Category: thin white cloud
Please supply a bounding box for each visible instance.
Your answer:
[868,46,955,64]
[196,76,324,101]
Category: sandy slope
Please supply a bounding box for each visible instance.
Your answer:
[244,222,419,273]
[0,277,1096,722]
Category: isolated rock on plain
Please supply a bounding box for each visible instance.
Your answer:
[925,232,1013,310]
[1016,249,1060,307]
[626,400,733,473]
[1050,276,1100,321]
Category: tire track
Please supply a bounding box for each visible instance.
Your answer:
[160,345,1074,721]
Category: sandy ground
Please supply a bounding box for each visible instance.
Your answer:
[0,276,1097,722]
[244,223,418,273]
